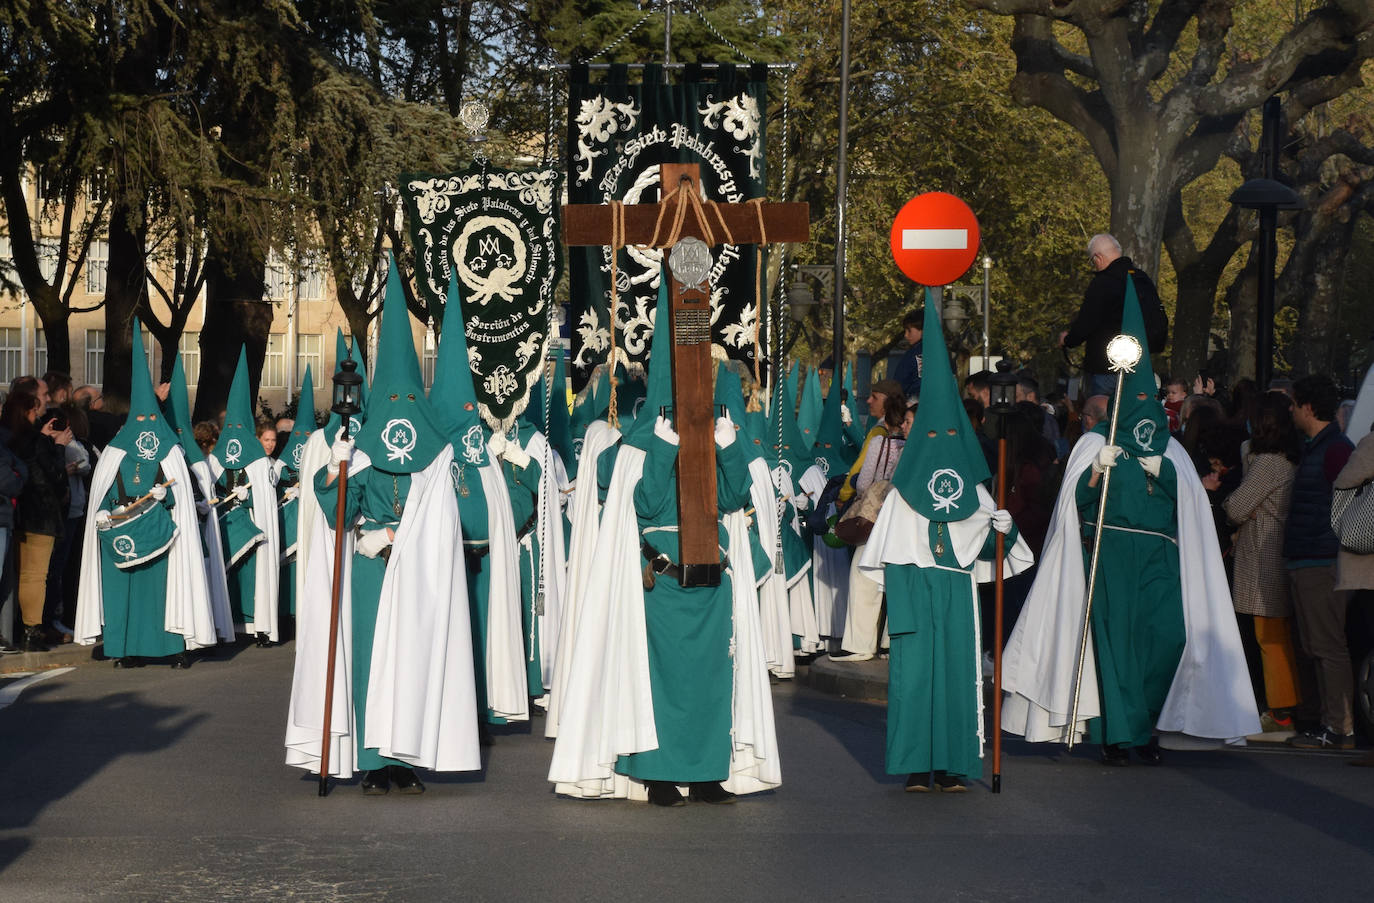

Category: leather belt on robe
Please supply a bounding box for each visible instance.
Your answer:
[641,538,728,589]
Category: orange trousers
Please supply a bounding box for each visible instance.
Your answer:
[18,532,55,628]
[1254,615,1301,711]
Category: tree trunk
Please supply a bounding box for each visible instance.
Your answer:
[101,198,150,405]
[193,230,272,421]
[1226,253,1260,383]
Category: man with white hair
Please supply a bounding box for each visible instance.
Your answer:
[1079,395,1110,436]
[1060,233,1168,398]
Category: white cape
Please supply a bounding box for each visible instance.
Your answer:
[75,445,217,650]
[748,457,795,679]
[189,459,235,642]
[547,420,619,737]
[1001,433,1261,746]
[475,459,529,723]
[547,445,782,799]
[208,455,282,641]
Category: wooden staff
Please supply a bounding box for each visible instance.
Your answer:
[108,479,178,521]
[992,436,1006,793]
[319,438,352,796]
[1066,334,1142,750]
[206,482,253,509]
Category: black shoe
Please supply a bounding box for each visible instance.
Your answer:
[904,772,932,793]
[934,772,967,793]
[1100,744,1129,767]
[389,765,426,794]
[646,781,686,807]
[361,768,390,795]
[20,625,48,653]
[687,781,736,804]
[1288,727,1357,750]
[113,656,144,669]
[1135,738,1163,765]
[255,633,272,648]
[172,652,192,670]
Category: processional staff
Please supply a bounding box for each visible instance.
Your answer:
[1066,333,1144,749]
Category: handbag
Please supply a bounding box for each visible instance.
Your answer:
[1331,479,1374,554]
[835,479,893,545]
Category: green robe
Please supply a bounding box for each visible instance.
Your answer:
[615,435,753,783]
[218,468,261,625]
[501,452,544,694]
[100,457,184,659]
[454,459,500,723]
[885,519,1010,779]
[314,465,412,771]
[278,469,299,617]
[1076,456,1186,748]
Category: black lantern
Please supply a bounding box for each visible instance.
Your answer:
[988,359,1017,416]
[331,357,363,425]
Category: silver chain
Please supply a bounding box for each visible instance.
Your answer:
[685,1,759,63]
[580,10,658,63]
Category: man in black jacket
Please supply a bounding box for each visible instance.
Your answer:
[1060,234,1168,398]
[1283,374,1356,749]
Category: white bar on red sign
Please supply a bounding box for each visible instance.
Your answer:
[900,229,968,250]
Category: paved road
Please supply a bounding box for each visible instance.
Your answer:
[1,646,1371,902]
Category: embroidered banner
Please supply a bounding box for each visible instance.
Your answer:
[566,62,768,388]
[402,163,563,431]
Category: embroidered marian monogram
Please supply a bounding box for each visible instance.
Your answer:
[1133,419,1157,448]
[112,534,138,561]
[383,418,418,464]
[291,443,304,469]
[461,424,485,465]
[927,468,965,513]
[225,438,243,465]
[450,461,463,492]
[815,456,830,477]
[135,431,160,461]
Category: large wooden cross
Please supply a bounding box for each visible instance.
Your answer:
[564,162,809,586]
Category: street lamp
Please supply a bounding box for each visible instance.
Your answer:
[787,279,817,322]
[982,256,993,367]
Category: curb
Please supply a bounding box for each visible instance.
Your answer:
[799,655,889,702]
[2,645,100,674]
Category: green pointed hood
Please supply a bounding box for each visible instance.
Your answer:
[797,366,823,447]
[354,254,450,474]
[891,290,990,521]
[279,364,316,474]
[1096,274,1169,456]
[812,371,853,479]
[621,272,672,452]
[715,363,764,464]
[570,364,610,442]
[212,345,265,470]
[164,351,202,465]
[109,318,181,463]
[783,362,799,422]
[429,273,490,467]
[772,379,814,481]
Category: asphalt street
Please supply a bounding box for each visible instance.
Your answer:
[1,646,1371,902]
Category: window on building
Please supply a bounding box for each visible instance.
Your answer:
[86,238,108,295]
[0,328,23,386]
[265,250,292,302]
[85,329,105,387]
[179,331,201,388]
[421,329,437,390]
[35,328,46,377]
[38,239,59,284]
[86,170,107,205]
[296,333,321,389]
[262,334,285,388]
[298,257,326,302]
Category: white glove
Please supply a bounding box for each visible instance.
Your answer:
[94,510,113,529]
[195,500,210,518]
[991,508,1013,535]
[791,493,811,511]
[327,438,354,475]
[653,416,680,446]
[232,484,251,502]
[840,403,852,426]
[149,484,167,502]
[714,415,736,449]
[1091,444,1123,475]
[1139,455,1162,478]
[282,486,299,502]
[354,528,392,559]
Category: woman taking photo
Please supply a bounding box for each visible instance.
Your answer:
[2,388,73,652]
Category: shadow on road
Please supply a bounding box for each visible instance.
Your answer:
[0,682,205,875]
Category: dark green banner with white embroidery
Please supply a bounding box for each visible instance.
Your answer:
[402,164,563,432]
[567,62,768,388]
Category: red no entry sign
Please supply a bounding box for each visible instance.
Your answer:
[889,192,981,286]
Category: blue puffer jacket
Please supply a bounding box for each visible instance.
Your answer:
[1283,421,1353,560]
